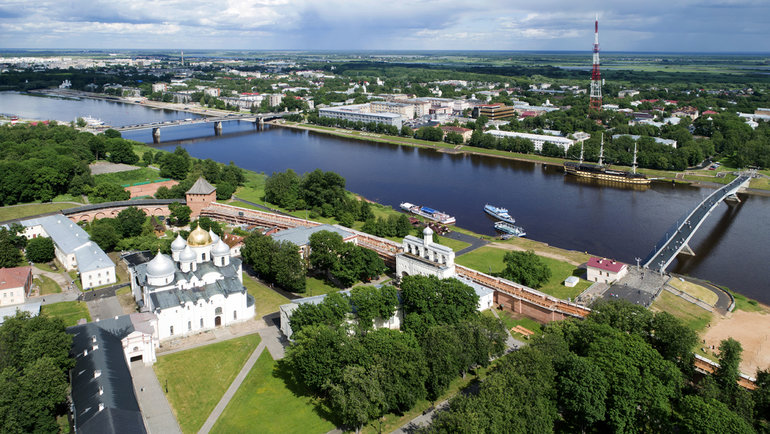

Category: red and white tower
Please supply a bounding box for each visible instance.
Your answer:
[589,14,602,111]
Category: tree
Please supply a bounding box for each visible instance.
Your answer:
[88,182,130,203]
[158,146,191,180]
[272,241,306,292]
[394,214,412,237]
[500,250,552,289]
[650,311,697,371]
[328,365,386,433]
[308,230,344,273]
[142,150,155,165]
[116,206,147,238]
[715,338,743,395]
[0,229,23,268]
[557,353,608,431]
[166,202,191,227]
[677,395,754,434]
[107,140,139,164]
[89,219,120,251]
[103,129,121,139]
[349,285,398,332]
[25,237,55,263]
[264,169,302,209]
[421,325,463,400]
[284,324,353,393]
[400,275,479,333]
[215,182,236,200]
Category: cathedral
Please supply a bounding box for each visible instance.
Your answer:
[126,226,255,341]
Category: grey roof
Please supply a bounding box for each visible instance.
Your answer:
[0,301,42,324]
[68,315,150,434]
[21,214,114,273]
[149,274,245,310]
[455,276,495,298]
[270,224,353,247]
[186,177,216,195]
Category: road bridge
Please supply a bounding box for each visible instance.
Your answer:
[108,112,290,142]
[643,171,754,273]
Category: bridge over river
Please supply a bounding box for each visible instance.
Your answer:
[107,111,290,141]
[643,171,754,273]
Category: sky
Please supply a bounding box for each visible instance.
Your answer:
[0,0,768,52]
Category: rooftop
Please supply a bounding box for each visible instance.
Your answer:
[587,257,627,273]
[186,177,216,195]
[21,215,114,273]
[0,266,31,291]
[270,224,354,247]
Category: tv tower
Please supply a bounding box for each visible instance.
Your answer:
[589,14,602,112]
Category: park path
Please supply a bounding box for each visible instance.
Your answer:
[198,341,267,434]
[132,361,183,434]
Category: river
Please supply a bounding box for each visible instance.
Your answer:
[2,93,768,303]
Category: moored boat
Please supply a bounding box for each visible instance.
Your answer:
[400,202,456,225]
[564,134,651,185]
[484,204,515,224]
[494,221,526,237]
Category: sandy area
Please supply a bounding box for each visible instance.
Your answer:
[702,310,770,375]
[89,161,142,175]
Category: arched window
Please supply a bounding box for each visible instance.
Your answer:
[200,318,204,328]
[233,311,237,320]
[188,321,191,331]
[215,307,223,315]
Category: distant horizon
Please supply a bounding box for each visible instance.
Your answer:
[1,1,768,53]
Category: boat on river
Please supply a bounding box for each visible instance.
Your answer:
[484,204,515,224]
[564,134,651,185]
[494,221,526,237]
[400,202,456,224]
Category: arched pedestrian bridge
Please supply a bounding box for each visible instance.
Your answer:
[643,171,754,273]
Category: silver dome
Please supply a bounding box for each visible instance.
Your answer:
[212,239,230,256]
[179,245,196,262]
[146,252,176,277]
[171,234,187,251]
[209,229,220,244]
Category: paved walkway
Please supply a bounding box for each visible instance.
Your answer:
[86,294,123,321]
[198,341,267,434]
[131,361,182,434]
[258,325,287,360]
[444,231,488,256]
[31,266,71,288]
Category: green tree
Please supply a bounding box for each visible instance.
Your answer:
[116,206,147,238]
[24,237,55,263]
[0,230,23,268]
[272,241,306,292]
[167,202,192,226]
[89,219,120,251]
[349,285,398,333]
[557,353,608,431]
[715,338,743,395]
[677,395,754,434]
[500,250,552,289]
[264,169,303,209]
[421,325,463,400]
[158,146,191,180]
[142,150,155,165]
[88,182,130,203]
[107,140,139,164]
[103,129,121,138]
[328,365,386,433]
[400,275,479,333]
[215,182,236,200]
[308,230,344,274]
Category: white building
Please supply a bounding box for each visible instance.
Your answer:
[319,104,403,128]
[20,215,116,289]
[396,227,455,280]
[151,83,168,93]
[485,130,575,153]
[586,257,628,284]
[125,227,255,341]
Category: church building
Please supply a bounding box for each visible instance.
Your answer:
[126,226,255,341]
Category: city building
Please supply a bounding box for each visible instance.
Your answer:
[270,224,356,259]
[185,177,217,217]
[485,130,575,153]
[125,226,255,342]
[151,83,168,93]
[204,87,221,97]
[475,104,516,120]
[20,215,116,290]
[586,257,628,284]
[618,89,640,98]
[611,134,678,148]
[370,101,415,119]
[268,93,284,107]
[440,125,473,143]
[672,106,699,120]
[0,266,32,307]
[319,104,403,128]
[68,313,158,433]
[756,108,770,116]
[396,227,455,280]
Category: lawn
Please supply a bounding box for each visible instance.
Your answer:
[304,276,341,297]
[242,272,290,318]
[34,261,60,273]
[153,334,261,434]
[651,290,714,332]
[0,202,80,222]
[34,275,61,295]
[93,167,164,186]
[210,351,335,434]
[668,277,718,306]
[456,246,589,300]
[485,309,543,340]
[726,287,765,313]
[436,236,471,252]
[41,301,90,327]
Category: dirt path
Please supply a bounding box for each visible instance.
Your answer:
[487,242,583,266]
[702,309,770,375]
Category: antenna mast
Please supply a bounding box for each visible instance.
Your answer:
[589,14,602,112]
[579,141,584,164]
[598,133,604,166]
[632,142,638,174]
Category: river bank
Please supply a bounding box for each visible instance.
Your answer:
[271,120,770,195]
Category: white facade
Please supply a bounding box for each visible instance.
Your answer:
[485,130,575,153]
[319,104,403,128]
[396,227,456,280]
[127,228,255,342]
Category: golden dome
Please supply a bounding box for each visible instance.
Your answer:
[187,226,212,246]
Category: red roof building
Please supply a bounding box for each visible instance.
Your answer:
[0,266,32,306]
[586,257,628,284]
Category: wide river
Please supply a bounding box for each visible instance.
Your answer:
[3,93,769,303]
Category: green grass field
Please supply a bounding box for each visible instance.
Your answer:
[92,167,163,185]
[668,278,718,306]
[456,246,589,300]
[436,236,471,252]
[34,262,60,273]
[726,288,765,313]
[34,275,62,295]
[0,202,80,222]
[153,334,261,434]
[304,276,341,297]
[210,351,335,434]
[41,301,90,327]
[487,310,543,340]
[242,272,290,318]
[651,290,714,332]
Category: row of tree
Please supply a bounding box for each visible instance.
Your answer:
[307,230,386,288]
[423,300,770,433]
[241,232,306,292]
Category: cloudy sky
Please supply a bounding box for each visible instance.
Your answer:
[0,0,768,52]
